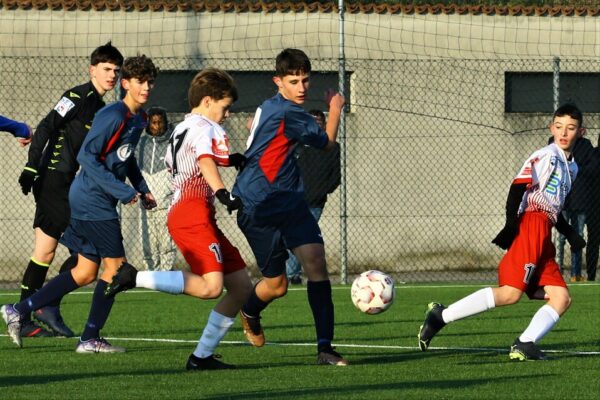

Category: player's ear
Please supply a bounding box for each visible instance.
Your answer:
[272,76,283,89]
[578,127,586,137]
[121,78,130,91]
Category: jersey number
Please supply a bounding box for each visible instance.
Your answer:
[209,243,223,264]
[168,128,189,177]
[523,263,536,284]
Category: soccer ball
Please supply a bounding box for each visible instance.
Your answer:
[350,270,395,314]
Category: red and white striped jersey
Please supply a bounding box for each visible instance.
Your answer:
[164,113,230,208]
[514,143,578,224]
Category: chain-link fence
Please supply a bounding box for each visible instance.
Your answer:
[1,53,599,286]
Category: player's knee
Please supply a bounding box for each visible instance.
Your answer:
[74,273,96,287]
[203,283,224,299]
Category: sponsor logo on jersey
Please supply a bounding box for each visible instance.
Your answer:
[54,97,76,117]
[117,144,133,161]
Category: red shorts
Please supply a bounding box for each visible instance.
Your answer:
[167,198,246,276]
[498,212,566,298]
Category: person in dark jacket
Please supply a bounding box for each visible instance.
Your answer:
[584,137,600,281]
[551,133,596,282]
[286,109,340,285]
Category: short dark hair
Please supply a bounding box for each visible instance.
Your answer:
[147,106,168,122]
[188,68,238,109]
[275,48,311,77]
[121,55,158,83]
[554,103,583,128]
[90,41,123,67]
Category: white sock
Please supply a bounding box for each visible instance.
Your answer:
[193,310,235,359]
[135,271,184,294]
[519,304,560,343]
[441,287,495,323]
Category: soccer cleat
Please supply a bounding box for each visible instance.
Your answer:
[104,262,138,298]
[418,302,447,351]
[33,306,75,337]
[20,320,54,337]
[239,310,265,347]
[75,338,126,353]
[509,339,548,361]
[1,304,23,347]
[186,353,236,370]
[317,346,349,366]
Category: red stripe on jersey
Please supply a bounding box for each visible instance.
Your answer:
[513,177,532,185]
[259,119,291,184]
[100,110,132,161]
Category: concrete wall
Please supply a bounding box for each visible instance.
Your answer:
[1,9,599,281]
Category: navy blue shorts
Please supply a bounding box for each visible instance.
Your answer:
[60,218,125,264]
[237,203,323,278]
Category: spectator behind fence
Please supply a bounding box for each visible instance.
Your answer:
[137,106,176,271]
[585,137,600,281]
[418,103,585,361]
[549,131,595,282]
[0,114,32,146]
[286,109,341,285]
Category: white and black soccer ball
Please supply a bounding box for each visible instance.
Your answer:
[350,270,395,315]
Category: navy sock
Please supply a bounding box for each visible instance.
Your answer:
[307,280,334,351]
[15,271,78,316]
[241,282,271,317]
[47,254,78,308]
[81,280,115,341]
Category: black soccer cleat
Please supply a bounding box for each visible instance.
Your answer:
[104,262,138,298]
[509,339,548,361]
[418,302,447,351]
[186,354,236,370]
[317,345,349,366]
[20,319,54,337]
[34,306,75,337]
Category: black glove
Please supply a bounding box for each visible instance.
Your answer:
[229,153,247,171]
[140,193,157,210]
[492,220,518,250]
[566,231,586,252]
[18,167,38,195]
[215,189,243,214]
[555,212,586,252]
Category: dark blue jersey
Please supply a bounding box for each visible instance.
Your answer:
[0,115,29,138]
[233,93,328,217]
[69,101,149,221]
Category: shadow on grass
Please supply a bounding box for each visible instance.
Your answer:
[198,373,551,400]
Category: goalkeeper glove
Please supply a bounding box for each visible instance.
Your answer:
[228,153,247,171]
[18,167,38,195]
[491,219,518,250]
[215,189,243,214]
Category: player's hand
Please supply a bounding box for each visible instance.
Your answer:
[491,222,518,250]
[215,189,243,214]
[566,232,586,252]
[18,167,38,195]
[325,89,345,112]
[229,153,247,171]
[17,125,33,147]
[126,193,139,206]
[141,192,157,210]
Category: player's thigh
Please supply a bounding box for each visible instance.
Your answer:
[237,211,287,278]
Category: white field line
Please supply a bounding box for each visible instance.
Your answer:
[1,335,597,356]
[0,281,598,297]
